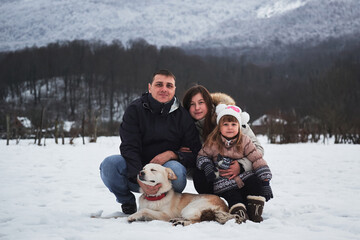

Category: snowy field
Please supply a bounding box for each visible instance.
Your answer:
[1,136,359,240]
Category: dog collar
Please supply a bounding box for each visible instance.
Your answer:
[144,192,167,201]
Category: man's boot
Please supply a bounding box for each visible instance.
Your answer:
[247,195,265,223]
[121,202,137,214]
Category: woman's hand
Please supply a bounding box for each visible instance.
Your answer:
[219,161,241,180]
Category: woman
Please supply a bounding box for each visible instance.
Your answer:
[182,85,271,201]
[183,86,263,152]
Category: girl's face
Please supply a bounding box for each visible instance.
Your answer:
[220,121,239,139]
[189,93,208,120]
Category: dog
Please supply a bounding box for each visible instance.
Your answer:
[127,163,238,226]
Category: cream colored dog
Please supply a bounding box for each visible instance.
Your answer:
[128,163,237,226]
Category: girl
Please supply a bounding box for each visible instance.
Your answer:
[196,104,273,223]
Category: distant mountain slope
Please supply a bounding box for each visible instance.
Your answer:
[0,0,359,52]
[185,0,360,49]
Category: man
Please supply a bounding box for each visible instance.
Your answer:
[100,70,201,214]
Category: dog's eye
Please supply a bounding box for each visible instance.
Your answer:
[151,169,156,172]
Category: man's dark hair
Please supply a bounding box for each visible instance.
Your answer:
[152,69,176,83]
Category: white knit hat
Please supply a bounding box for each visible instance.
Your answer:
[216,104,250,126]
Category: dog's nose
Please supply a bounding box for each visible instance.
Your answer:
[139,170,146,181]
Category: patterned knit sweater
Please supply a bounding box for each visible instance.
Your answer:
[197,134,272,194]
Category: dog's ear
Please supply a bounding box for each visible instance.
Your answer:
[165,168,177,180]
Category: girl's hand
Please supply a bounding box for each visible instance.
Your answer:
[219,161,241,180]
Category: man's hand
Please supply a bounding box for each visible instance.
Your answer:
[137,178,162,195]
[150,150,178,165]
[219,161,241,180]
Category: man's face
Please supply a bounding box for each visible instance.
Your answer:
[148,74,176,103]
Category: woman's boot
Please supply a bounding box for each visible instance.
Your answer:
[247,195,265,222]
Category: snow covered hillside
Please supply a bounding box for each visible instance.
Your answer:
[1,137,359,240]
[0,0,359,52]
[188,0,360,50]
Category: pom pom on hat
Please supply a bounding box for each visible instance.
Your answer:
[215,104,228,115]
[241,112,250,125]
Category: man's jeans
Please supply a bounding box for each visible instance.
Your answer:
[99,155,187,205]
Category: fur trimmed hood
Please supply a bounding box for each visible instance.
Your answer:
[211,92,236,106]
[211,92,250,126]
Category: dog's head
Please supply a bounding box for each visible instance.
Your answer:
[138,163,177,193]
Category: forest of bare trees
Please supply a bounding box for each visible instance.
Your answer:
[0,38,359,144]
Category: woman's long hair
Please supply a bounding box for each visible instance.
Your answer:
[182,85,215,141]
[204,115,243,155]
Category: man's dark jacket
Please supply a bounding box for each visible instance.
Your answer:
[119,93,202,181]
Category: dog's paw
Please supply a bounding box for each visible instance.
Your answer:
[170,218,191,226]
[169,218,184,223]
[127,212,142,223]
[234,214,246,224]
[127,215,136,223]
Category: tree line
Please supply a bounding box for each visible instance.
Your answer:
[0,38,359,144]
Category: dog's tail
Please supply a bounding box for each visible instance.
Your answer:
[200,209,236,224]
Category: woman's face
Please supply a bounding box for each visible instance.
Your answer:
[189,93,208,120]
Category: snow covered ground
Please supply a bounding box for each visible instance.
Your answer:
[1,136,359,240]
